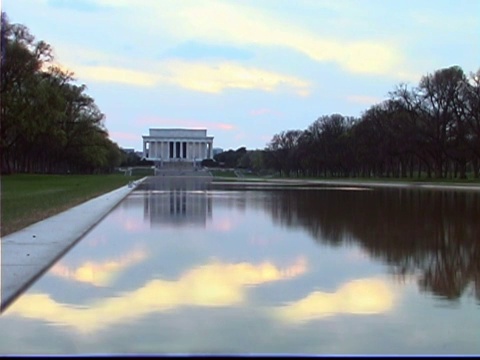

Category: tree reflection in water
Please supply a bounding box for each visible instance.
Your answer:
[257,187,480,303]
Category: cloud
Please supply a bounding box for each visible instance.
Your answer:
[163,61,311,95]
[50,248,147,287]
[216,123,236,130]
[30,1,450,92]
[6,258,307,333]
[274,277,395,323]
[53,1,405,87]
[57,49,310,95]
[175,1,402,77]
[73,65,157,87]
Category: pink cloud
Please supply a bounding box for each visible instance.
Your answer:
[217,123,235,130]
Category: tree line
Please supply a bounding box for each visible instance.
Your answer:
[262,65,480,179]
[1,13,128,174]
[212,65,479,180]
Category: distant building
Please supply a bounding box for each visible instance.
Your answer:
[142,128,214,167]
[212,148,223,157]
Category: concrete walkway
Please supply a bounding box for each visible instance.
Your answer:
[1,177,147,313]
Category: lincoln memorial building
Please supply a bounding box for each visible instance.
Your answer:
[142,128,214,167]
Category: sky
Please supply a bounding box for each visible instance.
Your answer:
[2,0,479,151]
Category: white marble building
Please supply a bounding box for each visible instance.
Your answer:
[142,128,214,166]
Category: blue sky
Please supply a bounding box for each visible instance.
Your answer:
[2,0,479,151]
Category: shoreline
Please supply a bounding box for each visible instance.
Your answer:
[210,176,480,191]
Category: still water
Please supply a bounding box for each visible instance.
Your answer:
[1,177,479,355]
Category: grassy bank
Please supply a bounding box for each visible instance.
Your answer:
[1,173,146,236]
[209,169,238,178]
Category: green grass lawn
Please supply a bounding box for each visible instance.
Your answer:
[209,169,238,178]
[1,173,146,236]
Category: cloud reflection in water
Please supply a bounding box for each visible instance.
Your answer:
[5,257,307,333]
[274,278,394,323]
[50,248,148,287]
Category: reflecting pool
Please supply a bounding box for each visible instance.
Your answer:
[1,177,479,355]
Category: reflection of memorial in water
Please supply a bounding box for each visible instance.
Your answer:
[139,176,212,228]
